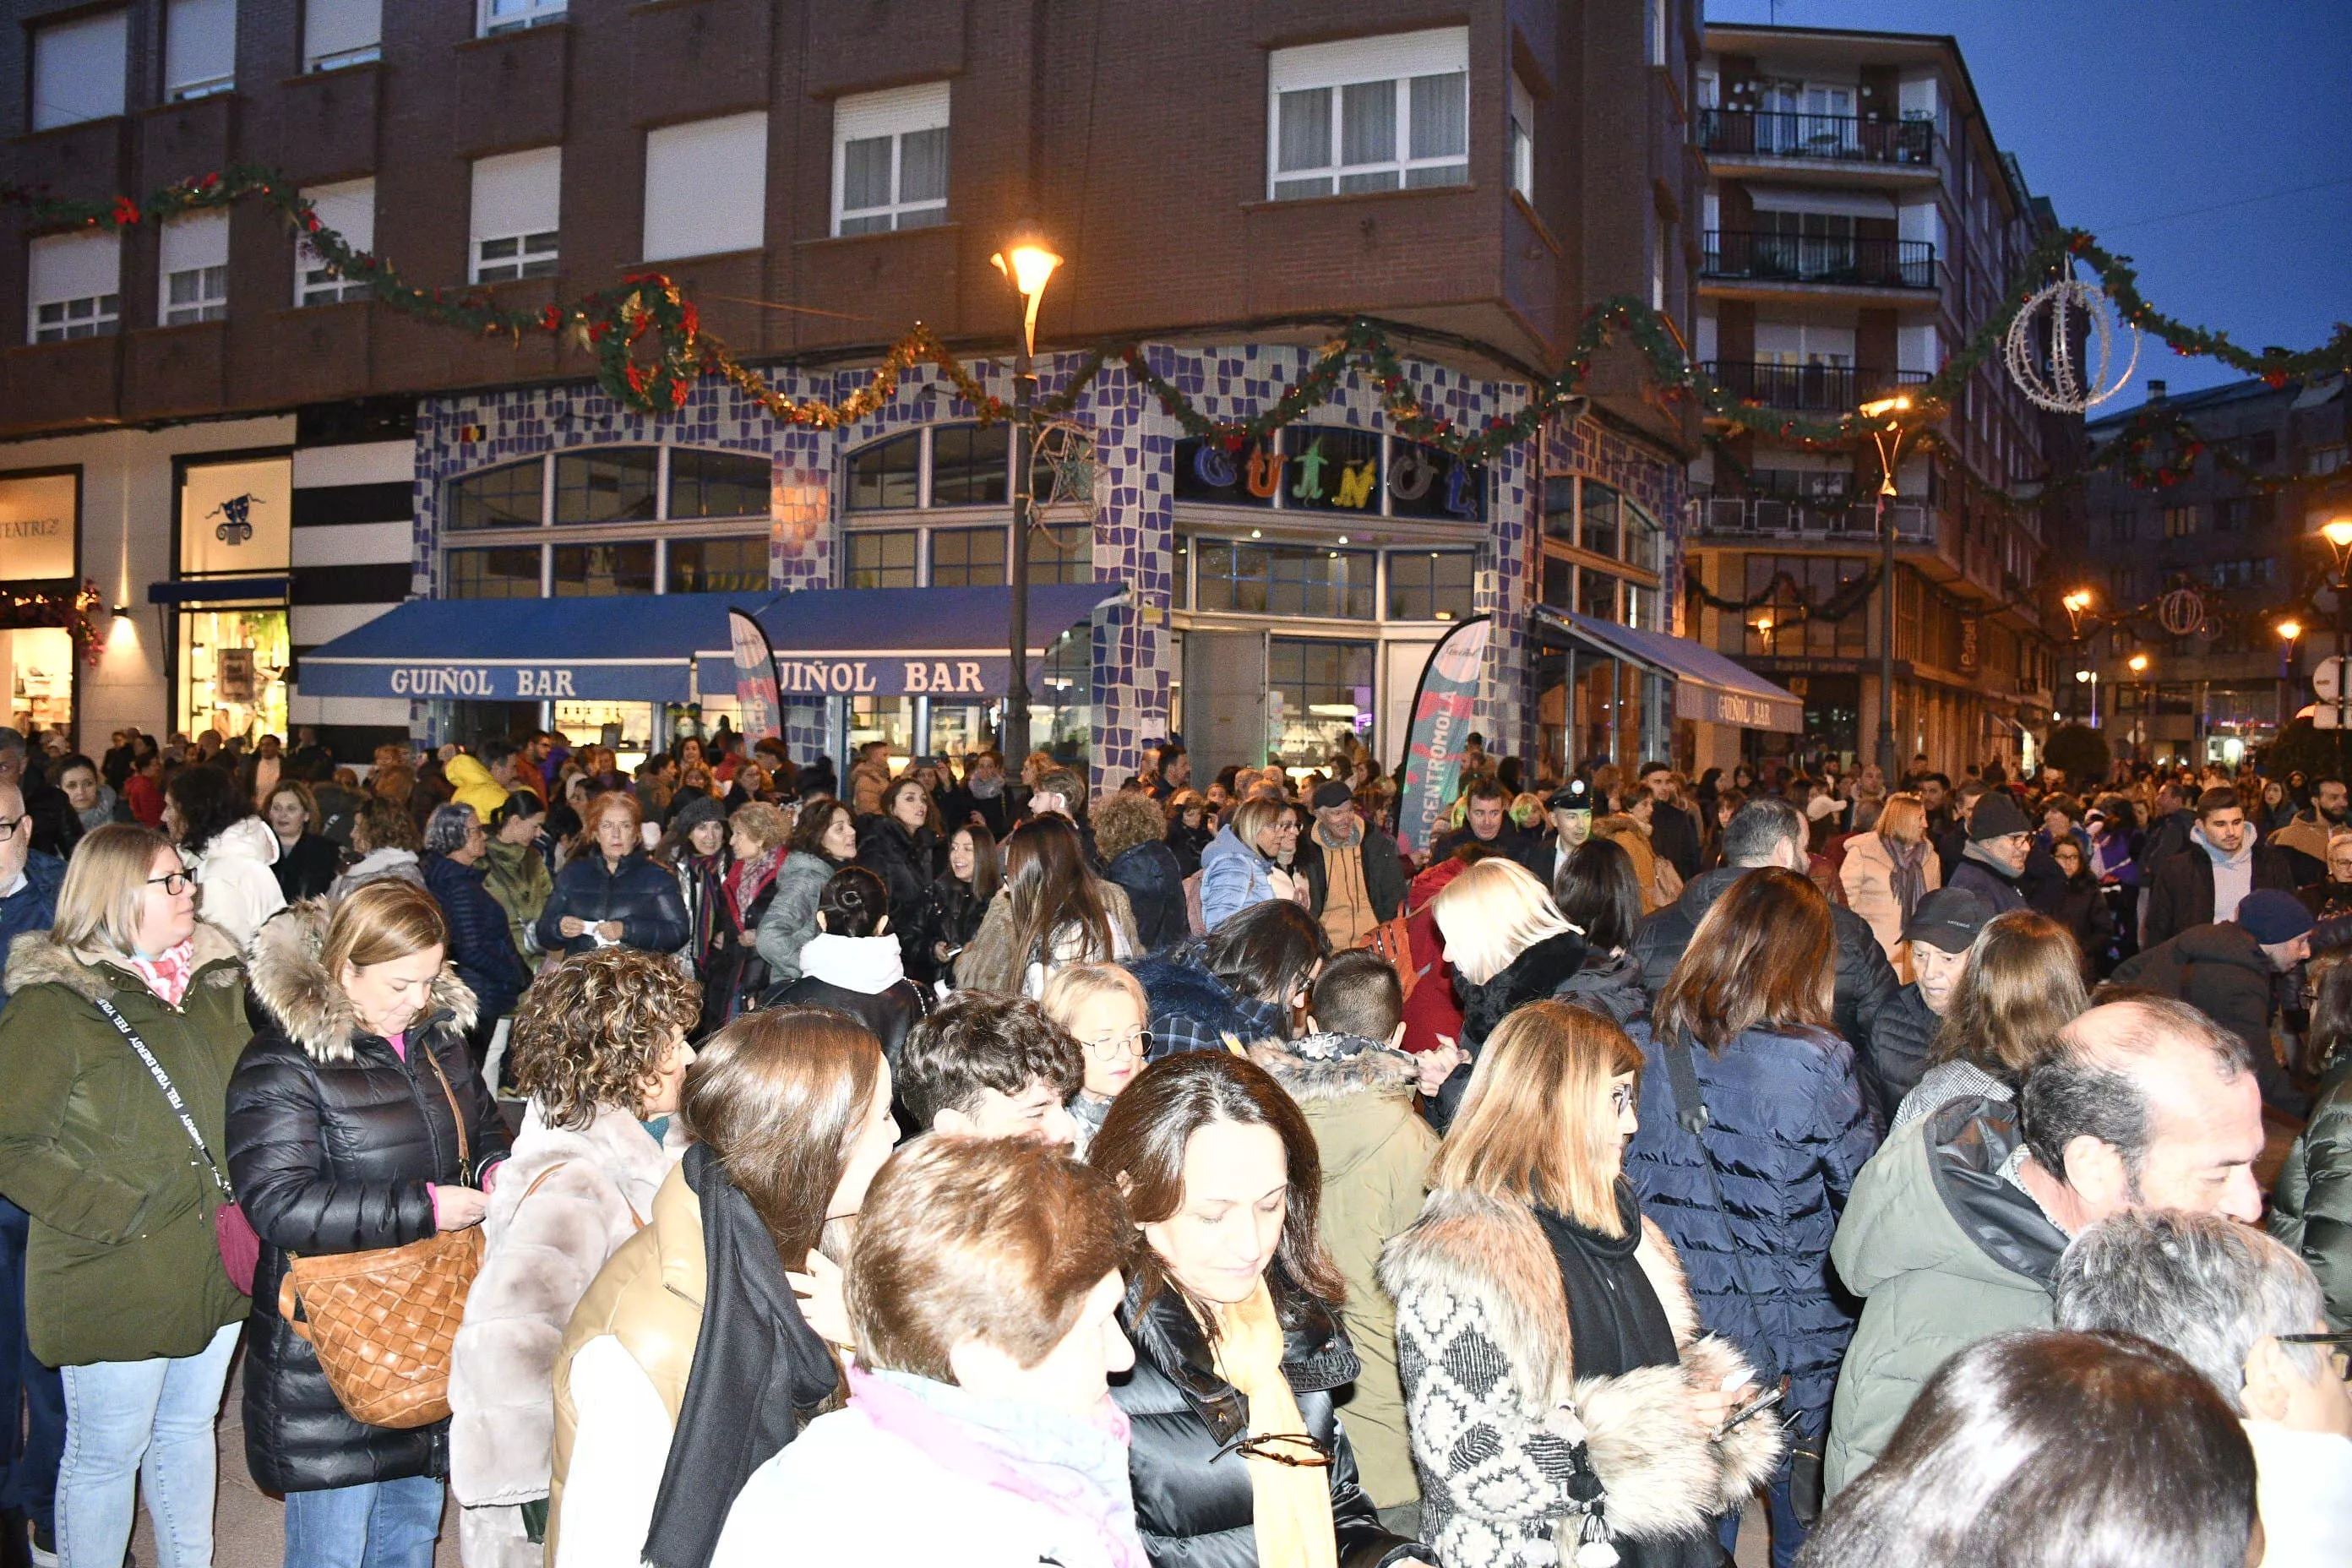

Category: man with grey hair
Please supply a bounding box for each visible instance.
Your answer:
[418,803,528,1064]
[1827,995,2268,1496]
[1632,794,1899,1080]
[2055,1211,2352,1566]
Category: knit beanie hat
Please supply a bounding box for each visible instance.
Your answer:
[2235,889,2314,945]
[1967,792,2031,841]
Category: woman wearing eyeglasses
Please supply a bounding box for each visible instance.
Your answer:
[0,825,253,1568]
[1086,1051,1428,1568]
[1382,1000,1783,1568]
[1038,964,1149,1157]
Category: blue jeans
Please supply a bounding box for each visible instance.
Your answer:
[1717,1455,1811,1568]
[0,1199,65,1538]
[283,1476,444,1568]
[55,1321,238,1568]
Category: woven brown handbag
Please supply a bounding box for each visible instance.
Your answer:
[277,1041,484,1429]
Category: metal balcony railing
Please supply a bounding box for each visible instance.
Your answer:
[1701,362,1930,412]
[1701,231,1938,290]
[1698,109,1936,167]
[1691,495,1936,543]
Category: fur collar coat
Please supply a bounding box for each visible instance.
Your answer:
[1380,1187,1783,1568]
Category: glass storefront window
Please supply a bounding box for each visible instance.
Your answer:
[552,542,655,595]
[930,525,1006,586]
[847,433,922,512]
[179,607,288,743]
[1579,568,1619,622]
[931,425,1011,507]
[553,449,659,525]
[1034,628,1092,765]
[667,449,770,520]
[1267,638,1373,765]
[1623,502,1661,573]
[1386,550,1473,620]
[847,530,918,588]
[1625,582,1663,630]
[446,546,542,597]
[2,628,74,736]
[1581,484,1620,559]
[447,459,542,531]
[1026,522,1093,585]
[554,700,654,767]
[666,536,769,593]
[928,700,997,763]
[849,697,915,768]
[1195,539,1375,618]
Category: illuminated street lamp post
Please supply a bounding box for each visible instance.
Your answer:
[2061,589,2095,724]
[2322,517,2352,736]
[1861,393,1915,775]
[2278,619,2304,735]
[2128,652,2150,758]
[990,226,1063,763]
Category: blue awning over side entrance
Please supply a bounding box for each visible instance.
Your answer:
[1534,607,1805,734]
[731,583,1127,699]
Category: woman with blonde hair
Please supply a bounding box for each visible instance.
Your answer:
[1197,795,1302,930]
[700,801,792,1030]
[1383,1001,1783,1568]
[1624,868,1879,1566]
[449,949,700,1568]
[1038,962,1150,1154]
[1838,792,1941,978]
[1426,858,1589,1120]
[0,825,251,1568]
[1890,910,2088,1133]
[229,879,514,1568]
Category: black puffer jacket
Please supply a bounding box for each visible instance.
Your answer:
[1865,983,1942,1124]
[920,872,988,971]
[533,848,689,957]
[856,816,940,981]
[1633,866,1898,1067]
[1111,1275,1417,1568]
[1108,840,1190,955]
[420,852,529,1023]
[226,906,513,1494]
[1456,929,1592,1050]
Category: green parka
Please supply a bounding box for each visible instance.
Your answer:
[0,922,251,1366]
[2270,1060,2352,1330]
[1248,1032,1435,1510]
[1825,1095,2065,1499]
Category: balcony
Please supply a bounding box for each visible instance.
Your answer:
[1698,109,1935,169]
[1702,231,1937,291]
[1701,362,1930,413]
[1692,494,1933,544]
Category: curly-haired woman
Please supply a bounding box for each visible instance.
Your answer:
[449,948,701,1568]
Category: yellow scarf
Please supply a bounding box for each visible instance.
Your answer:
[1206,1281,1339,1568]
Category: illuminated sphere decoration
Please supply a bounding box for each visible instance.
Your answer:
[2004,278,2141,415]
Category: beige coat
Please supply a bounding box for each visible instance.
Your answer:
[951,881,1140,996]
[1593,814,1683,916]
[1838,831,1941,983]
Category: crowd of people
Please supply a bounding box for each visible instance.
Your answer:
[0,712,2347,1568]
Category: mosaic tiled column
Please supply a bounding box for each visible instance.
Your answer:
[1081,356,1170,799]
[770,432,836,763]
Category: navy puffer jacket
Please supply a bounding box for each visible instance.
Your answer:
[420,852,529,1022]
[1622,1023,1880,1431]
[533,848,689,957]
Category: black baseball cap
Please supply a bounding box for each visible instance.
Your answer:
[1903,888,1992,954]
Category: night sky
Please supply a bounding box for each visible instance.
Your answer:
[1701,0,2351,409]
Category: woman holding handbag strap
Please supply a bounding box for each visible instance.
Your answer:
[0,824,251,1568]
[228,880,513,1568]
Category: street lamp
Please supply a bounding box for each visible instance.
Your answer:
[989,225,1064,764]
[2278,619,2305,734]
[1860,393,1914,775]
[2127,651,2150,759]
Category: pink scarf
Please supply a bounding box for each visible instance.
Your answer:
[128,939,195,1008]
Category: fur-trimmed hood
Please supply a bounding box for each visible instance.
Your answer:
[1246,1031,1418,1102]
[1456,928,1590,1047]
[248,901,477,1064]
[3,919,244,1004]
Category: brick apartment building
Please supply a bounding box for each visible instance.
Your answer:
[0,0,1723,786]
[1680,22,2082,778]
[2067,375,2352,766]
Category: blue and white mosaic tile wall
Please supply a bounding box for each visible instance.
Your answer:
[414,340,1679,790]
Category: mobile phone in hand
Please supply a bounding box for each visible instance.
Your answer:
[1712,1384,1785,1441]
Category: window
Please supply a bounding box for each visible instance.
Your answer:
[30,12,127,132]
[1386,550,1473,620]
[2308,444,2348,477]
[666,536,768,594]
[28,232,120,343]
[668,449,770,520]
[1622,502,1662,572]
[1508,75,1534,201]
[1193,539,1376,618]
[847,531,917,589]
[1026,522,1092,585]
[165,0,237,101]
[1268,29,1469,200]
[159,212,229,324]
[643,113,767,261]
[928,424,1010,506]
[446,546,542,598]
[1579,569,1620,623]
[447,460,543,531]
[2107,511,2137,544]
[552,542,655,596]
[833,84,950,237]
[553,449,658,525]
[470,148,560,282]
[847,433,922,512]
[2215,495,2273,534]
[2161,504,2201,539]
[1581,485,1620,558]
[295,178,374,305]
[304,0,380,70]
[1268,638,1375,765]
[479,0,564,35]
[2226,432,2278,466]
[929,525,1005,586]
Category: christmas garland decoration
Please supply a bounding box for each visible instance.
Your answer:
[0,581,106,665]
[1685,565,1882,625]
[4,167,2344,488]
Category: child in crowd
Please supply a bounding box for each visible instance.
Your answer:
[896,993,1085,1151]
[1039,964,1152,1156]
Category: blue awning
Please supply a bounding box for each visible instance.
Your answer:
[148,576,289,605]
[295,583,1127,704]
[1534,607,1805,734]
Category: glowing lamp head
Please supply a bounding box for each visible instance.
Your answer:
[2062,591,2092,614]
[2128,654,2149,673]
[990,226,1063,357]
[1859,395,1914,421]
[2279,620,2305,642]
[2324,518,2352,553]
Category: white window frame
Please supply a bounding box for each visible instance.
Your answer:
[159,211,230,324]
[470,147,562,283]
[831,83,951,237]
[478,0,564,36]
[1508,75,1534,202]
[164,0,237,102]
[1267,28,1471,202]
[295,178,375,307]
[303,0,381,71]
[30,11,128,132]
[28,231,122,344]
